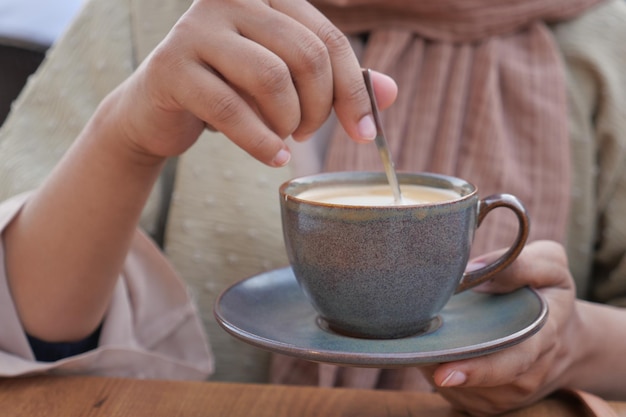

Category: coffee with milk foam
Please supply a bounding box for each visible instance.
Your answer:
[296,184,459,206]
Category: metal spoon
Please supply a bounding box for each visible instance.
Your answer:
[362,68,403,204]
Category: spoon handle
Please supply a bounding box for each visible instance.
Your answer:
[362,68,403,204]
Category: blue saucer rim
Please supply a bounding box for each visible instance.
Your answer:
[214,267,548,367]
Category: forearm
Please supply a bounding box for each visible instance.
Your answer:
[564,299,626,399]
[3,91,166,342]
[1,0,397,344]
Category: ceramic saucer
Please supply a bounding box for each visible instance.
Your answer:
[214,267,548,367]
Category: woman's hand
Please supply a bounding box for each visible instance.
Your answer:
[4,0,398,343]
[112,0,397,166]
[420,241,586,416]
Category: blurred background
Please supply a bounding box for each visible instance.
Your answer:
[0,0,87,125]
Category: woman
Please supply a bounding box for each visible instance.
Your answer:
[0,0,625,415]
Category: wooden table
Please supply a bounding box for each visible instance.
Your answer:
[1,375,625,417]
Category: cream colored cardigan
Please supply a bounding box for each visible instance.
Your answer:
[0,0,625,383]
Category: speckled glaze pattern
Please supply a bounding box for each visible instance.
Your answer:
[279,172,529,339]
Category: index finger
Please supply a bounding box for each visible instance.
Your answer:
[270,0,378,143]
[470,241,573,294]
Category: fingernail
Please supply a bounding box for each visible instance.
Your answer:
[272,149,291,167]
[440,370,467,387]
[465,261,486,273]
[358,115,376,140]
[291,132,313,142]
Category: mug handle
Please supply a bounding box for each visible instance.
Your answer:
[455,193,530,294]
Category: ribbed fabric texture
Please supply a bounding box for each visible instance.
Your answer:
[318,0,603,256]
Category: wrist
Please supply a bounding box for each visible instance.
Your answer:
[562,300,626,398]
[558,300,594,388]
[91,87,169,170]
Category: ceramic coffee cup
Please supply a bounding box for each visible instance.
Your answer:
[279,171,530,339]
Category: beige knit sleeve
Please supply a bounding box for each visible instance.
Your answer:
[554,0,626,303]
[0,0,165,240]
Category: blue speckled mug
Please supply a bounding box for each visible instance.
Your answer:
[279,171,529,339]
